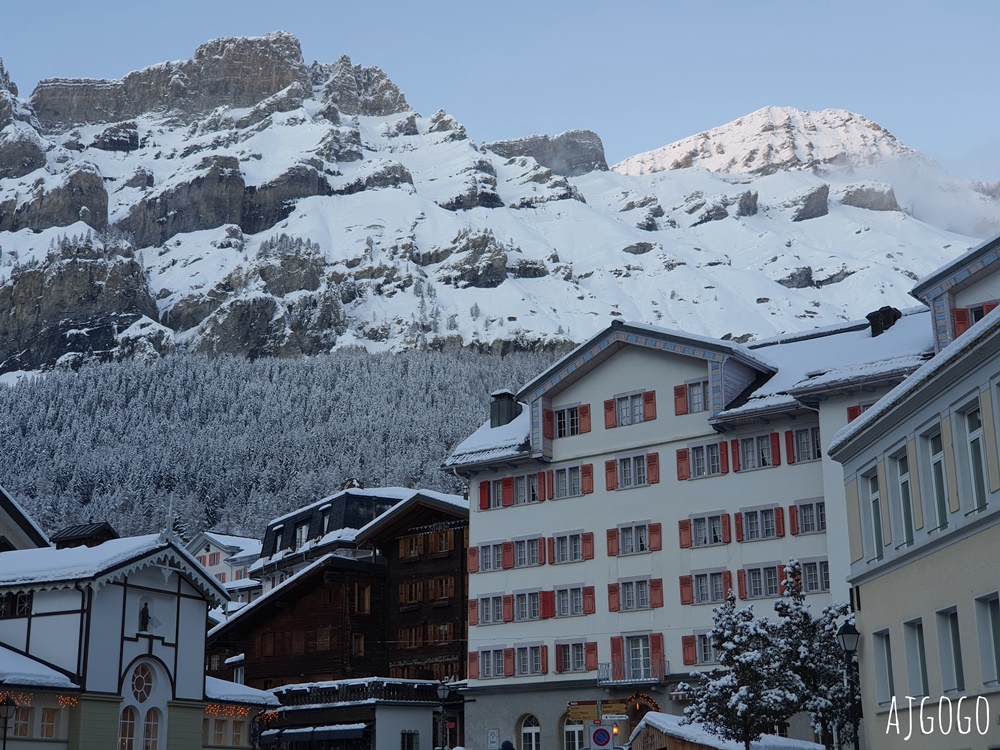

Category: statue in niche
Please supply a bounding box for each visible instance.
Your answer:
[139,602,151,632]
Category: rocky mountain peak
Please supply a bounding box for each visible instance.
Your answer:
[484,129,608,177]
[614,105,917,176]
[0,59,16,97]
[309,54,409,119]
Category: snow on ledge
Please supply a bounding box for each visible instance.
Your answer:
[0,644,78,689]
[205,676,278,706]
[630,712,823,750]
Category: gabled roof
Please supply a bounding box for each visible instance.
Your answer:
[354,490,467,545]
[910,232,1000,303]
[0,533,229,604]
[0,483,49,548]
[630,711,823,750]
[49,521,119,544]
[187,531,263,559]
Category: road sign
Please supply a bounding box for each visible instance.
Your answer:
[600,701,628,717]
[567,701,599,721]
[590,727,612,748]
[602,715,629,721]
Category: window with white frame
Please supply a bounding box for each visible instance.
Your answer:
[554,466,582,498]
[740,434,773,470]
[514,474,540,505]
[745,566,780,598]
[937,607,965,692]
[965,405,988,511]
[521,715,541,750]
[626,635,652,679]
[976,594,1000,685]
[556,586,584,617]
[797,500,826,533]
[13,707,31,737]
[697,633,718,664]
[695,572,726,603]
[688,380,709,413]
[516,645,543,675]
[560,643,587,672]
[928,431,949,530]
[619,523,649,555]
[40,708,58,739]
[294,523,309,550]
[564,719,585,750]
[515,592,540,621]
[793,425,822,462]
[873,630,895,706]
[904,619,929,696]
[479,596,504,624]
[618,454,647,488]
[868,473,884,561]
[620,579,651,610]
[480,648,505,678]
[743,508,776,540]
[514,539,540,567]
[895,454,914,547]
[479,543,504,571]
[692,514,724,546]
[488,478,503,509]
[554,533,582,563]
[555,406,580,438]
[691,443,721,478]
[616,393,644,426]
[801,560,830,593]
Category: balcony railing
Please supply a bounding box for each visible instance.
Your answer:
[597,659,669,685]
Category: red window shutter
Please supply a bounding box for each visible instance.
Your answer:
[540,590,555,619]
[770,432,782,466]
[847,405,862,422]
[775,506,785,537]
[648,522,662,551]
[467,547,479,573]
[555,644,565,673]
[502,594,514,622]
[468,598,479,626]
[646,452,660,484]
[468,651,479,679]
[540,644,549,675]
[501,542,514,569]
[501,477,514,507]
[503,648,515,677]
[719,441,729,473]
[777,564,787,595]
[734,512,744,542]
[479,481,490,510]
[537,471,546,500]
[608,583,621,612]
[543,408,554,439]
[610,636,624,668]
[985,302,999,315]
[650,578,664,608]
[643,390,657,421]
[546,470,554,500]
[582,532,594,560]
[548,537,556,563]
[604,398,617,428]
[678,519,692,549]
[723,571,733,598]
[682,636,697,666]
[674,384,689,415]
[605,460,618,491]
[789,505,799,535]
[579,404,592,433]
[585,642,598,671]
[721,513,732,543]
[537,536,546,564]
[679,575,694,605]
[676,448,691,481]
[583,586,596,614]
[953,307,971,337]
[737,569,747,599]
[581,464,594,494]
[606,528,619,557]
[731,439,741,472]
[785,430,796,464]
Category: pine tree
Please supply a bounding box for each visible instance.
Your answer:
[680,593,801,750]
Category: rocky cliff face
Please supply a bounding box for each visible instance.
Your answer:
[0,34,993,374]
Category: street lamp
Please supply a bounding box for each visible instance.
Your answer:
[1,697,17,750]
[436,681,451,750]
[836,621,861,750]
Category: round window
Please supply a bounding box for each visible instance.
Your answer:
[131,663,154,703]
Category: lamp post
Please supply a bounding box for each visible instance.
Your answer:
[1,697,16,750]
[436,681,450,750]
[836,621,861,750]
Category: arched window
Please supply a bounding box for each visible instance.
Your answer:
[142,708,160,750]
[563,719,584,750]
[521,715,540,750]
[119,706,137,750]
[131,663,154,703]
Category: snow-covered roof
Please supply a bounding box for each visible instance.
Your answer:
[630,711,823,750]
[224,577,261,591]
[0,482,50,547]
[266,487,460,528]
[830,304,1000,456]
[354,489,467,542]
[911,231,1000,300]
[201,532,263,558]
[205,675,278,706]
[261,724,367,739]
[443,405,530,468]
[0,644,78,689]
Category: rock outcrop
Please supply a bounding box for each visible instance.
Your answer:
[838,183,900,212]
[484,129,608,177]
[242,165,333,234]
[791,184,830,222]
[310,55,410,119]
[0,125,47,179]
[0,165,108,232]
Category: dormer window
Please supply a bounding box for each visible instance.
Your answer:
[953,301,998,336]
[294,523,309,550]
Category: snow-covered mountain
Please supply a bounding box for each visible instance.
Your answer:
[0,33,997,374]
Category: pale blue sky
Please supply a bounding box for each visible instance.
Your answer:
[3,1,997,179]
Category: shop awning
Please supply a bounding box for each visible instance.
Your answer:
[260,723,368,744]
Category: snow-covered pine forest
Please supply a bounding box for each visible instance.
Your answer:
[0,350,552,537]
